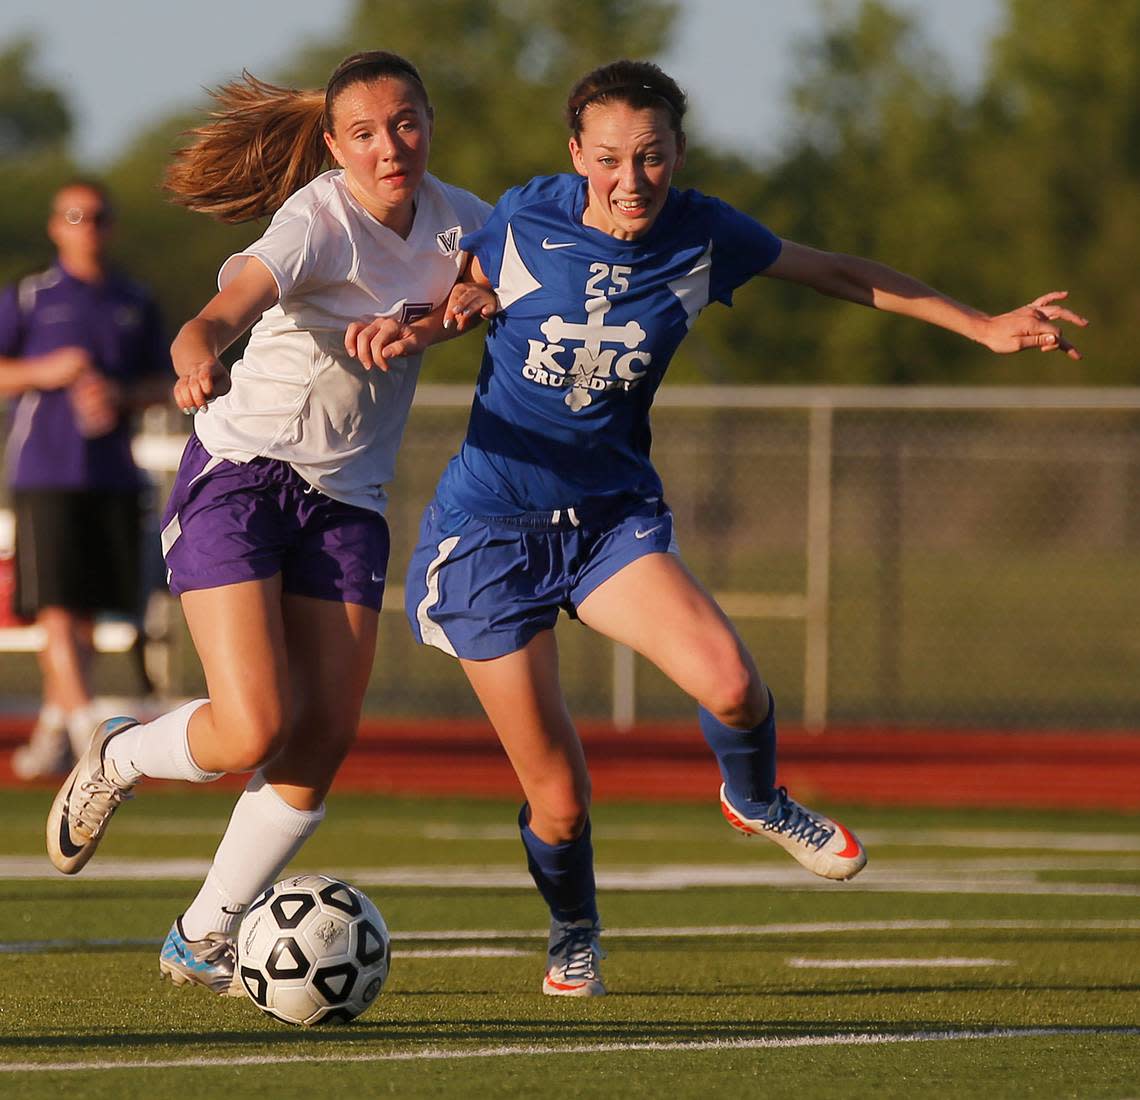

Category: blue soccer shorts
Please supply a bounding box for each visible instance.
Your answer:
[405,495,677,660]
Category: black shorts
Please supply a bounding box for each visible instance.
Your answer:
[12,489,145,619]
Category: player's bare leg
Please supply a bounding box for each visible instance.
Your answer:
[578,552,866,880]
[163,592,378,994]
[17,607,95,778]
[461,633,605,996]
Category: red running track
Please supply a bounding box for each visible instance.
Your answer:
[2,717,1137,811]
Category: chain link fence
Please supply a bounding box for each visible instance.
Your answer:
[4,387,1139,730]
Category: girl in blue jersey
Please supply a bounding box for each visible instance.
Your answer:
[357,59,1087,997]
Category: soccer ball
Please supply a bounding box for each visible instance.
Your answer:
[237,874,390,1026]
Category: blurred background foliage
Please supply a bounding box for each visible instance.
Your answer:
[0,0,1134,384]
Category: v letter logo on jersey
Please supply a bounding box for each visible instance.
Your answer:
[436,226,461,254]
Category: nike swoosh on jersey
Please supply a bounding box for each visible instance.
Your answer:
[57,780,85,858]
[634,525,663,539]
[541,238,576,250]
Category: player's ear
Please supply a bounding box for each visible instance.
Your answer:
[569,137,587,178]
[323,130,345,168]
[674,132,686,173]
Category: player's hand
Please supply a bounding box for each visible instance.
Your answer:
[69,369,122,438]
[35,346,92,390]
[173,358,230,413]
[344,318,426,370]
[443,283,499,332]
[978,292,1088,360]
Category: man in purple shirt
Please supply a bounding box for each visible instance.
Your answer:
[0,180,171,778]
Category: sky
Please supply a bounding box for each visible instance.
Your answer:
[0,0,1004,169]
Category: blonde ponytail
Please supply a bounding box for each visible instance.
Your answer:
[165,73,328,224]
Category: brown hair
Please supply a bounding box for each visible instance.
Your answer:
[566,60,687,141]
[52,178,114,219]
[165,51,429,224]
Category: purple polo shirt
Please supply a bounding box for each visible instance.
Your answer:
[0,264,171,491]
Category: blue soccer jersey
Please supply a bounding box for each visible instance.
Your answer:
[435,174,782,515]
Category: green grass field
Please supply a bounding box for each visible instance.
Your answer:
[0,789,1137,1098]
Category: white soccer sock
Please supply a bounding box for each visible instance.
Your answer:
[64,704,96,758]
[26,703,66,750]
[181,772,326,941]
[36,702,66,734]
[103,698,222,784]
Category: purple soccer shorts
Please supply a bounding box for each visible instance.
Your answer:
[161,434,389,610]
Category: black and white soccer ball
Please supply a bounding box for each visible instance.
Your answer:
[237,874,390,1026]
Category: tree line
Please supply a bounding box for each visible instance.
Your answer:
[1,0,1133,384]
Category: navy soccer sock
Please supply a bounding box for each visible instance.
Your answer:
[517,804,599,924]
[698,688,778,814]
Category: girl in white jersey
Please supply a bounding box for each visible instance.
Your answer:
[46,51,493,996]
[358,59,1088,997]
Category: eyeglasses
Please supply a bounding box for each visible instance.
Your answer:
[56,207,112,227]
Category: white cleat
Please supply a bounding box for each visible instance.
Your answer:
[159,917,245,997]
[542,917,607,997]
[720,783,867,881]
[45,717,137,875]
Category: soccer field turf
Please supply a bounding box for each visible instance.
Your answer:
[0,789,1136,1098]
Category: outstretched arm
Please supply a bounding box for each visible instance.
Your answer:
[764,241,1089,359]
[344,256,498,370]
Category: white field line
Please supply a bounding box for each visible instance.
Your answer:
[106,819,1140,852]
[417,824,1140,851]
[857,828,1140,852]
[0,937,529,957]
[786,957,1013,969]
[1,1027,1136,1074]
[399,947,528,958]
[1,855,1138,895]
[4,919,1137,955]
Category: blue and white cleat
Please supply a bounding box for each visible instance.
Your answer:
[159,917,244,996]
[720,784,867,881]
[542,918,607,997]
[45,717,137,875]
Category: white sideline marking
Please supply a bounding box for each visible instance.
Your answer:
[786,957,1012,969]
[108,820,1140,852]
[858,828,1140,852]
[399,947,529,959]
[1,1027,1135,1074]
[4,919,1137,955]
[0,938,527,957]
[3,856,1137,896]
[396,918,1137,941]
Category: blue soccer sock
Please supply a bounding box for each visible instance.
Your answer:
[517,804,599,925]
[699,688,778,813]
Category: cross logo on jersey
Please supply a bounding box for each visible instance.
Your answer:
[522,262,652,410]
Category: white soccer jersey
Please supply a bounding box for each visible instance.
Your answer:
[193,169,490,513]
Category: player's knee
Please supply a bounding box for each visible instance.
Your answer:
[531,779,592,842]
[295,701,359,760]
[703,665,767,729]
[223,711,291,772]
